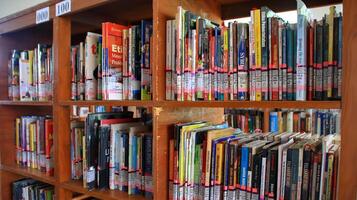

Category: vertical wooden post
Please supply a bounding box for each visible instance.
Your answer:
[340,0,357,199]
[53,16,72,200]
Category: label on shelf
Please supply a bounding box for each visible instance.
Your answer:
[56,0,71,16]
[36,7,50,24]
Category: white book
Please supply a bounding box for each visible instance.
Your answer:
[276,138,294,200]
[19,51,32,101]
[296,145,304,200]
[296,0,311,101]
[85,32,101,100]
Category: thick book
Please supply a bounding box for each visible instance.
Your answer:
[102,22,128,100]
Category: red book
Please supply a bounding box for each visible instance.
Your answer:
[45,118,53,176]
[269,18,279,101]
[102,22,128,100]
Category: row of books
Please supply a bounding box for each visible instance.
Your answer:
[166,2,342,101]
[169,121,340,200]
[224,109,264,132]
[70,111,153,198]
[15,116,54,176]
[71,20,153,101]
[269,109,340,136]
[8,45,53,101]
[12,179,54,200]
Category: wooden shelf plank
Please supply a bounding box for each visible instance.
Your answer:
[160,100,341,109]
[0,164,56,185]
[0,100,53,106]
[61,180,146,200]
[59,100,154,107]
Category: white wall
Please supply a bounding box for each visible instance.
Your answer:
[0,0,49,19]
[225,4,343,25]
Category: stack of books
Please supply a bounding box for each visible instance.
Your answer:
[15,115,54,176]
[8,44,53,101]
[269,109,340,135]
[169,120,340,200]
[12,179,54,200]
[71,20,153,101]
[70,110,153,198]
[166,1,342,101]
[224,109,264,132]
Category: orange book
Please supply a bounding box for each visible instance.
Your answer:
[102,22,128,100]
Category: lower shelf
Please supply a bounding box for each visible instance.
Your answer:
[0,164,56,185]
[61,180,147,200]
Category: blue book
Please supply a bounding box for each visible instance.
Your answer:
[269,112,279,132]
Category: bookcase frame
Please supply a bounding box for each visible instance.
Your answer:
[0,0,355,199]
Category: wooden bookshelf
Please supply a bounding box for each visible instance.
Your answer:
[0,0,356,199]
[0,100,53,106]
[0,164,56,185]
[160,100,341,109]
[59,100,154,107]
[61,180,146,200]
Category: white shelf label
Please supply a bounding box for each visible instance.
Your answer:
[36,7,50,24]
[56,0,71,16]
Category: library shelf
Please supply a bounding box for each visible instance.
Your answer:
[59,100,154,107]
[160,100,342,109]
[61,180,146,200]
[0,100,53,106]
[0,164,56,185]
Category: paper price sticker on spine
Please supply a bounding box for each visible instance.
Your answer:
[36,7,49,24]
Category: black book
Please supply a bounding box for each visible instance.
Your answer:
[285,146,293,200]
[267,146,278,200]
[142,134,153,199]
[12,179,37,200]
[301,144,312,200]
[322,17,329,100]
[251,151,263,200]
[97,125,110,189]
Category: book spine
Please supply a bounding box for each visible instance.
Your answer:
[269,18,279,101]
[141,21,153,100]
[267,148,278,200]
[327,6,335,99]
[301,148,312,200]
[238,24,249,101]
[85,35,99,100]
[239,146,249,200]
[254,9,262,101]
[176,7,184,101]
[296,11,308,101]
[261,8,269,101]
[285,148,293,200]
[249,14,256,101]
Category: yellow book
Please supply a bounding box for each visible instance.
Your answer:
[327,6,335,97]
[215,142,224,185]
[204,128,235,187]
[179,122,207,188]
[15,118,20,165]
[29,123,35,168]
[254,9,262,101]
[28,50,34,87]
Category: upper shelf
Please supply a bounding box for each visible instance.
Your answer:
[0,100,53,106]
[58,100,341,109]
[160,100,342,109]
